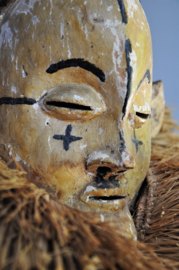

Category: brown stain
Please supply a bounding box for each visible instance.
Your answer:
[81,5,88,24]
[114,51,127,81]
[120,82,126,88]
[120,39,124,52]
[69,12,90,50]
[70,14,83,39]
[103,78,123,121]
[118,68,127,81]
[57,190,62,199]
[93,17,104,23]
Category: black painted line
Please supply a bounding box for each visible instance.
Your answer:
[119,130,126,152]
[46,58,106,82]
[90,195,125,200]
[53,125,82,151]
[0,97,37,105]
[137,69,151,90]
[122,39,133,115]
[46,101,92,111]
[116,0,128,24]
[131,130,143,153]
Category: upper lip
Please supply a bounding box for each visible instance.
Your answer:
[88,167,126,190]
[79,174,126,205]
[79,164,127,212]
[93,174,120,189]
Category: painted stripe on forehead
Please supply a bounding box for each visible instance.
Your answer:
[122,39,133,116]
[116,0,128,24]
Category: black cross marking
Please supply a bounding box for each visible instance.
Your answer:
[131,130,143,153]
[53,125,82,151]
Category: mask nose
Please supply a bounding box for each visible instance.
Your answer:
[86,148,135,179]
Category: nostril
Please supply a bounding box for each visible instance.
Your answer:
[97,166,112,177]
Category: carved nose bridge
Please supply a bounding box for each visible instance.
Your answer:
[86,147,135,176]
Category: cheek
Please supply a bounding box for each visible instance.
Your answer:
[9,106,92,175]
[10,107,37,158]
[124,115,151,160]
[123,118,151,203]
[44,162,89,201]
[8,106,59,163]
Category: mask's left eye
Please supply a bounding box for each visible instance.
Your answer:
[38,84,106,121]
[128,108,150,129]
[128,73,151,128]
[136,112,149,119]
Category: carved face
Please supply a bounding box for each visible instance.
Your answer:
[0,0,152,238]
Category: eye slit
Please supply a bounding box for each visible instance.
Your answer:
[136,112,149,119]
[46,101,92,111]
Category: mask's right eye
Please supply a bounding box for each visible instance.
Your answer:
[38,84,106,121]
[45,101,92,111]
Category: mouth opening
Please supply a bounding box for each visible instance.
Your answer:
[46,101,92,111]
[89,195,125,201]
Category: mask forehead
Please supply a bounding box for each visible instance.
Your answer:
[123,0,152,112]
[0,0,128,104]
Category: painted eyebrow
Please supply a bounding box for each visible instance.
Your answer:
[46,58,106,82]
[137,69,151,90]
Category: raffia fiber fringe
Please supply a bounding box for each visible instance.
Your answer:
[0,107,179,270]
[135,108,179,264]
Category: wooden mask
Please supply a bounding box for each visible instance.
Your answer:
[0,0,163,239]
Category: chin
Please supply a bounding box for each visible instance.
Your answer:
[71,196,137,240]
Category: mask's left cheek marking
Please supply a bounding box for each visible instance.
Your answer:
[131,130,143,153]
[53,124,83,151]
